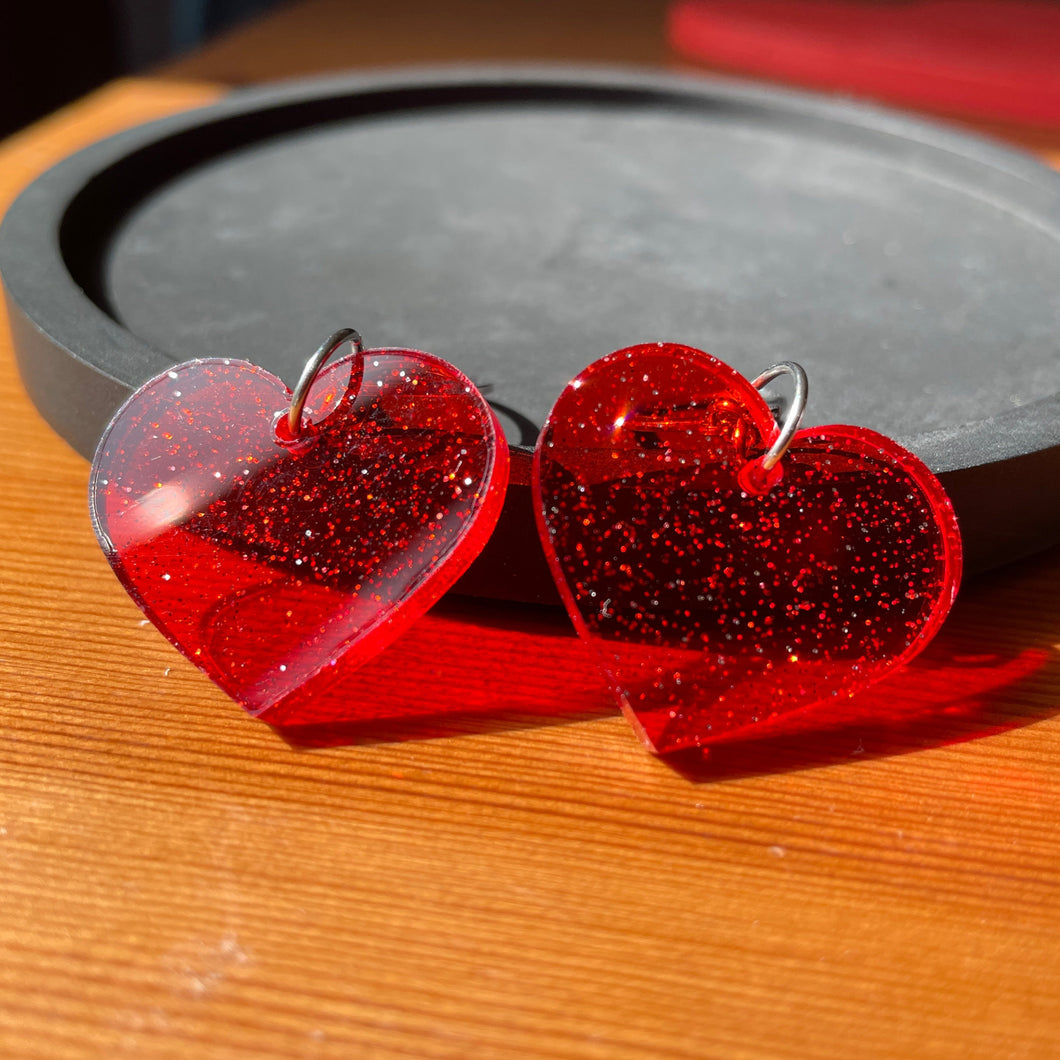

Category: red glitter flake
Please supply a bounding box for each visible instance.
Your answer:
[534,342,962,754]
[90,349,509,719]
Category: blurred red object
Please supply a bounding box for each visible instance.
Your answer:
[668,0,1060,126]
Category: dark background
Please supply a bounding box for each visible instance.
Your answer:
[0,0,285,138]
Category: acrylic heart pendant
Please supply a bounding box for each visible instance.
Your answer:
[534,342,962,754]
[90,343,509,722]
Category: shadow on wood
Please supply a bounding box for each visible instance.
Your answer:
[272,548,1060,765]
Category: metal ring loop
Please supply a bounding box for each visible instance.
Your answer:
[287,328,363,437]
[750,360,809,471]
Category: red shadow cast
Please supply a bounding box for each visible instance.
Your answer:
[269,596,614,748]
[668,551,1060,780]
[272,549,1060,770]
[666,640,1053,783]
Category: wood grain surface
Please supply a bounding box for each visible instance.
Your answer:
[2,4,1060,1058]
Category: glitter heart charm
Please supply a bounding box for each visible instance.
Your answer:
[90,335,509,721]
[534,342,962,754]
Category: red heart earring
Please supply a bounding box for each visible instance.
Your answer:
[533,341,962,755]
[89,329,509,719]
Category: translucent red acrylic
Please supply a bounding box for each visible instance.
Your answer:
[90,348,509,719]
[91,338,962,754]
[534,342,963,754]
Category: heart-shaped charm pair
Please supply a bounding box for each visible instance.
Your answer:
[91,336,961,752]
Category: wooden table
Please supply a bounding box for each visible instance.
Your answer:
[2,3,1059,1057]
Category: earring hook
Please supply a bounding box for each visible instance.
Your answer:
[287,328,363,437]
[751,360,808,470]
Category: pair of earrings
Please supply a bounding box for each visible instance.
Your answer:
[89,329,962,754]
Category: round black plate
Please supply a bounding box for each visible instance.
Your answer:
[2,66,1059,600]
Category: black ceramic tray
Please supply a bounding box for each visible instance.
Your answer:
[2,66,1059,601]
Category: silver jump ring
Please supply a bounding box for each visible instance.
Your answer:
[750,361,808,471]
[287,328,363,437]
